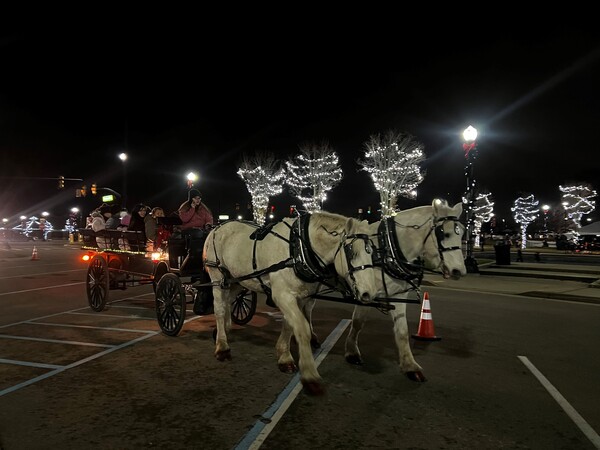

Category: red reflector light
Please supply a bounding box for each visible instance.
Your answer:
[82,254,91,262]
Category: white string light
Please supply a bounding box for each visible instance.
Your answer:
[285,143,343,213]
[237,154,285,226]
[559,183,596,234]
[472,192,494,248]
[359,131,425,217]
[512,194,539,249]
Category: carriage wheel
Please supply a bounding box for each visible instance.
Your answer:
[231,289,257,325]
[152,261,169,293]
[86,254,109,312]
[155,273,186,336]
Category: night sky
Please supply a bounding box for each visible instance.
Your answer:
[2,23,600,227]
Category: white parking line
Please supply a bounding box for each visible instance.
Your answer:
[0,282,85,296]
[234,319,350,450]
[0,334,115,348]
[518,355,600,449]
[0,268,84,279]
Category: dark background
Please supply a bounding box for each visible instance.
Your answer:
[2,20,600,228]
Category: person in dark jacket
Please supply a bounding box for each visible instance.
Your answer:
[127,204,149,251]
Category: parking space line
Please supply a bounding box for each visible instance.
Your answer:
[0,334,115,347]
[0,358,63,370]
[26,322,156,334]
[0,331,159,398]
[0,282,84,296]
[518,355,600,449]
[234,319,350,450]
[68,312,156,320]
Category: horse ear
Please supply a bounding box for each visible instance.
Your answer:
[452,202,464,217]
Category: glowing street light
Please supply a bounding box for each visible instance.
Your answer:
[118,153,128,208]
[542,204,550,234]
[187,172,198,189]
[462,125,479,273]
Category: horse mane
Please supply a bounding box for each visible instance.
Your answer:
[310,210,352,230]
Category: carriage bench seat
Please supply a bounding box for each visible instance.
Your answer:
[80,229,146,253]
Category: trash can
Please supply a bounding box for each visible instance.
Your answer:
[494,241,511,265]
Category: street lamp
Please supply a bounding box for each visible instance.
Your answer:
[462,125,479,273]
[118,153,128,208]
[187,172,198,189]
[542,204,550,235]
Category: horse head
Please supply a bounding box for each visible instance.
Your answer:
[310,212,377,303]
[424,199,467,279]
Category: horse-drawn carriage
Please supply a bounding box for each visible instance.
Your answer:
[80,219,258,336]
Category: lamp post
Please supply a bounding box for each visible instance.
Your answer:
[542,204,550,235]
[118,153,128,208]
[462,125,479,273]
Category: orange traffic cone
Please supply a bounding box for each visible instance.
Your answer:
[31,246,40,261]
[411,292,441,341]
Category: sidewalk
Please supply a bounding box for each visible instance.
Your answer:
[424,261,600,305]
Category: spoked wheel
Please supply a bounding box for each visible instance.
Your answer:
[86,254,109,312]
[231,289,257,325]
[152,262,169,293]
[155,273,186,336]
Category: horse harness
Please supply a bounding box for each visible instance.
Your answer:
[205,214,374,300]
[375,214,462,300]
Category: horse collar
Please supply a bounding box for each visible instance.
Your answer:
[377,217,424,280]
[289,214,333,283]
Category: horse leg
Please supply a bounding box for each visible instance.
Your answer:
[391,303,426,382]
[300,298,320,349]
[213,285,233,362]
[344,305,370,365]
[276,316,297,374]
[276,293,325,396]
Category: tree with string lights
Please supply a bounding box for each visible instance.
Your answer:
[237,152,286,226]
[559,183,596,231]
[285,142,343,213]
[472,192,494,248]
[358,130,425,217]
[512,194,539,249]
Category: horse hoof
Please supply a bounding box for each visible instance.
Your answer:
[345,354,363,365]
[310,336,321,349]
[301,379,326,396]
[215,349,231,362]
[406,371,427,382]
[278,362,298,374]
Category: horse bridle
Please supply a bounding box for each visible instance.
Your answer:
[424,215,463,266]
[331,230,375,298]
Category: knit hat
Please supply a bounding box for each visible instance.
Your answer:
[99,204,113,216]
[188,189,202,202]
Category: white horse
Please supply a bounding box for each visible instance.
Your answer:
[203,211,378,396]
[303,199,467,382]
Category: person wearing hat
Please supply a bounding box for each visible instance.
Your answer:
[177,189,214,314]
[178,189,213,230]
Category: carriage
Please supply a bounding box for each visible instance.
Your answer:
[80,218,258,337]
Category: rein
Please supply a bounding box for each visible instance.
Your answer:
[205,214,373,300]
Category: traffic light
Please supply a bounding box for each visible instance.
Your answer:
[58,176,65,189]
[91,183,97,195]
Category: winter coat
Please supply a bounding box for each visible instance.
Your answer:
[178,202,213,230]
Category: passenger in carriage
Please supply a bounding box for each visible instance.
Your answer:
[127,204,149,251]
[89,204,113,249]
[145,207,171,251]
